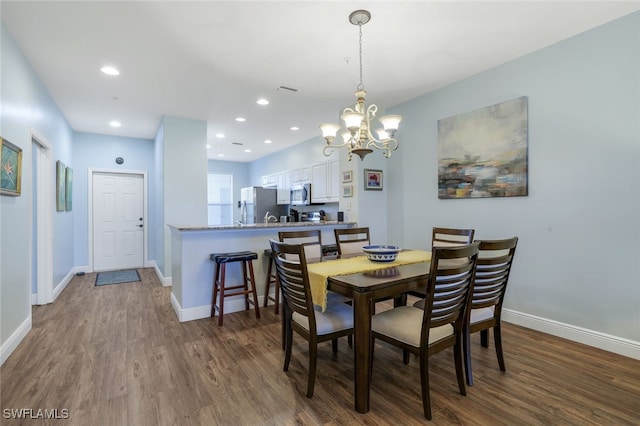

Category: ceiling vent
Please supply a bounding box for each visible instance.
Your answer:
[276,86,298,93]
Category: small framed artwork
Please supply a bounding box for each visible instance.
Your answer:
[342,170,353,183]
[65,167,73,211]
[56,160,66,212]
[1,137,23,196]
[342,185,353,197]
[364,169,383,190]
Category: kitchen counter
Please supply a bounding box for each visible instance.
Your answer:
[168,221,356,322]
[169,221,355,231]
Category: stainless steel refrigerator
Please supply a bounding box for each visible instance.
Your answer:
[240,187,283,224]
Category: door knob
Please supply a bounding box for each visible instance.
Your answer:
[137,224,144,228]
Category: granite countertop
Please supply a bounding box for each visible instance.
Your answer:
[169,221,357,231]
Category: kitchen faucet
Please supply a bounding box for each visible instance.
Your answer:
[264,211,278,224]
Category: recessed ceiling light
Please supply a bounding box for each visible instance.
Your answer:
[244,149,252,153]
[264,139,272,144]
[216,133,225,138]
[256,98,269,106]
[217,153,224,157]
[235,117,246,122]
[206,144,211,148]
[290,126,299,131]
[101,66,120,76]
[109,120,121,128]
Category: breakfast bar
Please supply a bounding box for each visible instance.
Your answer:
[168,221,356,322]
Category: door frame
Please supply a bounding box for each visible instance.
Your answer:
[88,168,148,272]
[31,129,54,305]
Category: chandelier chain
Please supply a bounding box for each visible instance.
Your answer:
[357,23,364,91]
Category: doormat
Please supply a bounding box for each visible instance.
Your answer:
[95,269,140,286]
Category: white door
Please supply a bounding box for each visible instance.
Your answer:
[93,172,144,271]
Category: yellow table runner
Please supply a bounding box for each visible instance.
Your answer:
[307,250,431,311]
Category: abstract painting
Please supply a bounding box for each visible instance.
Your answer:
[65,167,73,211]
[0,137,22,196]
[56,160,66,211]
[438,96,528,199]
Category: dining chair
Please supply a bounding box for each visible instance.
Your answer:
[269,239,354,398]
[334,227,370,256]
[278,229,352,348]
[408,227,475,301]
[371,242,480,420]
[278,230,324,261]
[464,236,518,386]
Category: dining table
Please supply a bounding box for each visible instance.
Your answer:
[306,250,431,414]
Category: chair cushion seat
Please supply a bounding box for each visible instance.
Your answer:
[372,306,453,348]
[292,302,353,335]
[470,306,495,324]
[210,251,258,263]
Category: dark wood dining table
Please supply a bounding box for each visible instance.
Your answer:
[327,261,430,413]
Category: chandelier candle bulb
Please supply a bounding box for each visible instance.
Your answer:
[319,9,403,161]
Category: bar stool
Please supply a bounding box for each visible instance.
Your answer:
[262,249,280,314]
[210,251,261,326]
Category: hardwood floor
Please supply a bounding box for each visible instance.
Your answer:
[2,268,638,425]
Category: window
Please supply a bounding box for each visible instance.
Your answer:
[207,173,233,225]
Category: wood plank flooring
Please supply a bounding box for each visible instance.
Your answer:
[1,268,638,425]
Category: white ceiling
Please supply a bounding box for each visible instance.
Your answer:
[3,1,639,162]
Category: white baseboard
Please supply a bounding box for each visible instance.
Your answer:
[149,261,171,287]
[33,266,82,306]
[52,268,76,301]
[502,309,640,360]
[0,315,32,366]
[170,292,269,322]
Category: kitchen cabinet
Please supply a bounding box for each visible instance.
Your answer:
[311,162,329,202]
[292,166,310,184]
[261,174,277,188]
[311,160,340,203]
[328,160,340,201]
[276,171,291,204]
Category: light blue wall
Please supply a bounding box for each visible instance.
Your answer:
[72,132,155,268]
[207,159,250,223]
[386,12,639,340]
[162,116,208,278]
[1,23,74,349]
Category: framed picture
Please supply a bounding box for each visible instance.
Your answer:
[56,160,66,211]
[65,167,73,211]
[364,169,383,190]
[342,185,353,197]
[438,96,528,199]
[1,137,23,196]
[342,170,353,183]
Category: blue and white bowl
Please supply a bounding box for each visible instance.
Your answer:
[362,245,401,262]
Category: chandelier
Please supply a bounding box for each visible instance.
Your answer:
[320,10,402,161]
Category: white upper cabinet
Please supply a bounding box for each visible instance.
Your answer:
[328,160,340,201]
[292,166,310,184]
[310,160,340,203]
[276,170,291,204]
[261,174,277,188]
[311,162,329,202]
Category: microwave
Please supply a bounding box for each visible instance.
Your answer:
[290,183,312,206]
